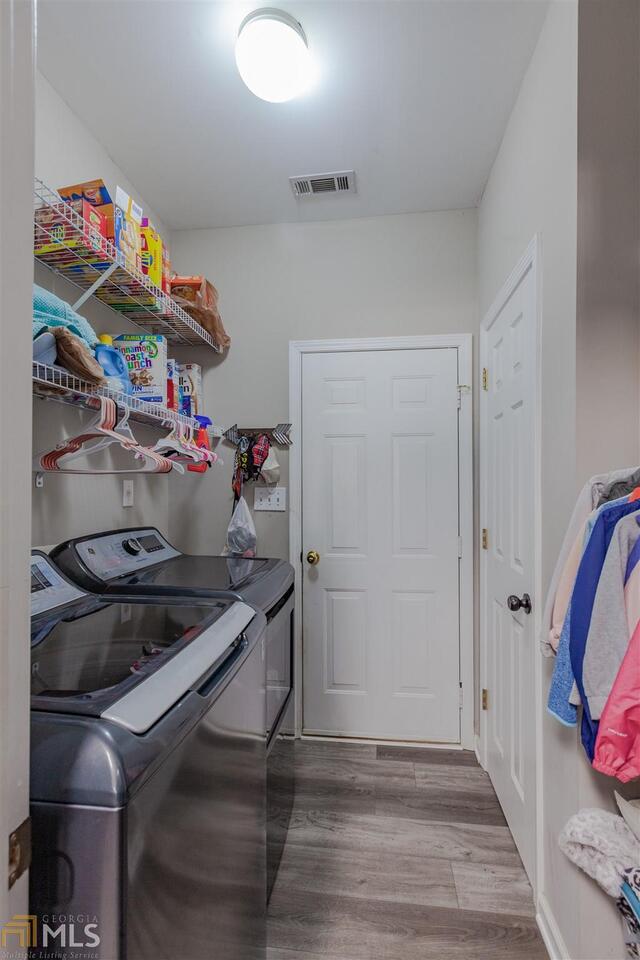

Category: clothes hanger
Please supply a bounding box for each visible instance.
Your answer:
[154,421,217,466]
[34,397,182,475]
[110,404,184,475]
[149,420,202,463]
[34,396,118,472]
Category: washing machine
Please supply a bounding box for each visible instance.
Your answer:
[51,528,295,899]
[29,551,267,960]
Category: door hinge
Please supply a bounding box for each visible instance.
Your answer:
[459,685,464,708]
[457,536,463,559]
[8,816,31,890]
[482,367,488,391]
[482,528,488,550]
[457,384,471,409]
[482,688,489,711]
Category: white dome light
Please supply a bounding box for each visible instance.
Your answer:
[235,8,312,103]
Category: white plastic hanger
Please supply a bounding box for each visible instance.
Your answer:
[33,397,182,475]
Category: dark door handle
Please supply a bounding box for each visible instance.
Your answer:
[507,594,532,615]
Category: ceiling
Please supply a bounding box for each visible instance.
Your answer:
[37,0,548,230]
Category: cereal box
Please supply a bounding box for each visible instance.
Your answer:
[167,358,178,412]
[162,244,172,294]
[114,186,143,273]
[57,179,114,239]
[34,199,107,257]
[177,363,203,417]
[140,218,163,288]
[114,335,167,404]
[58,178,111,206]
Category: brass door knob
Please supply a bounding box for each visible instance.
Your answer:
[306,550,320,566]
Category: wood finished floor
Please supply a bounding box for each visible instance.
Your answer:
[267,740,547,960]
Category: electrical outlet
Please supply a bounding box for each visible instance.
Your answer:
[254,486,287,512]
[122,480,134,508]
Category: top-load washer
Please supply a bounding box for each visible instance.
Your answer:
[51,527,295,898]
[29,550,267,960]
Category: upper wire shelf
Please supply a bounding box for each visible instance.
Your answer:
[32,361,199,431]
[33,179,221,352]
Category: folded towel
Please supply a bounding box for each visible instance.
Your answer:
[33,283,99,348]
[559,809,640,897]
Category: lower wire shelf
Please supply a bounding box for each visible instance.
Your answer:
[32,361,198,430]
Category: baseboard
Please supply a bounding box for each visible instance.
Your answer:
[474,733,485,769]
[299,732,465,749]
[536,891,569,960]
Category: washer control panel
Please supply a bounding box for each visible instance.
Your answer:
[31,553,86,616]
[75,529,181,581]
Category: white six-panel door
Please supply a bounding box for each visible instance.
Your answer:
[481,249,538,884]
[301,347,462,742]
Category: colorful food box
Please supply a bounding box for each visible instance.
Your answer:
[166,358,178,412]
[140,218,163,288]
[58,178,111,206]
[114,335,167,404]
[34,199,108,257]
[57,179,114,239]
[162,244,172,295]
[114,186,143,273]
[177,363,203,417]
[170,275,205,304]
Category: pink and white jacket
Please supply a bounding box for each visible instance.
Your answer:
[593,616,640,782]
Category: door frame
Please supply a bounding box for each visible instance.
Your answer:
[0,0,35,941]
[479,236,542,891]
[289,334,474,749]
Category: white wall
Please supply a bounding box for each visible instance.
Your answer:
[479,3,639,958]
[35,72,168,238]
[169,209,478,558]
[575,0,640,483]
[32,72,173,547]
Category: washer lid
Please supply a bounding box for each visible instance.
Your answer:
[31,555,253,723]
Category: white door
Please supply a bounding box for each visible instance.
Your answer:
[302,347,461,742]
[481,251,538,883]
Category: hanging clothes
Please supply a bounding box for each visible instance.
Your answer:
[582,514,640,720]
[548,603,579,726]
[547,494,640,728]
[570,496,640,760]
[593,617,640,782]
[541,468,640,656]
[625,561,640,635]
[618,870,640,960]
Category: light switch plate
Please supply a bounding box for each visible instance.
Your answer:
[254,486,287,512]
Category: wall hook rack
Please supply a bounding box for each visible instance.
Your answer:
[223,423,292,447]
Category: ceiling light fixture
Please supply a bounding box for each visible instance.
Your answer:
[235,8,312,103]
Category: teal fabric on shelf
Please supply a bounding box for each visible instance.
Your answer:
[32,283,99,349]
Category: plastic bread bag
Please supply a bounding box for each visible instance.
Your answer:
[222,496,257,557]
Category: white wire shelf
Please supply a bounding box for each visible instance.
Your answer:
[32,361,200,431]
[33,179,221,352]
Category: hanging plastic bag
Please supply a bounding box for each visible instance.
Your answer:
[222,496,257,557]
[261,446,280,485]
